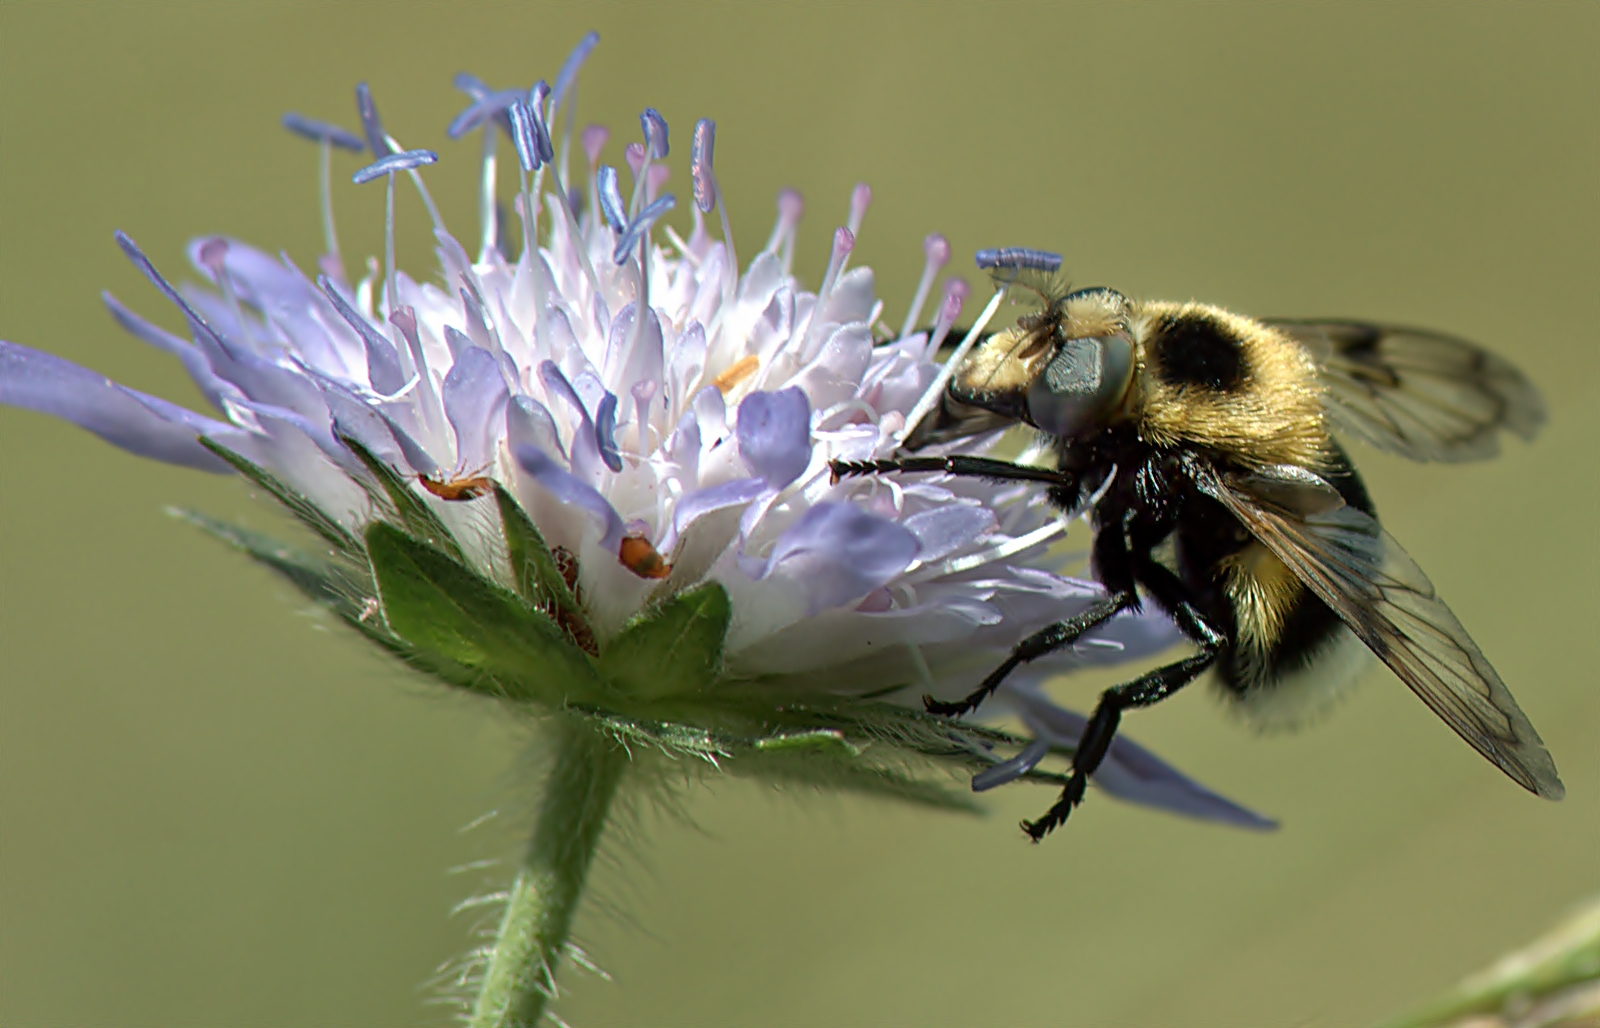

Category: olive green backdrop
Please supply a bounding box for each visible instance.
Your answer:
[1,3,1595,1026]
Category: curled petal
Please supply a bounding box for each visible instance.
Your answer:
[514,445,624,550]
[0,340,242,472]
[737,387,811,488]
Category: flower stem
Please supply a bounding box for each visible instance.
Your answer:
[469,721,627,1028]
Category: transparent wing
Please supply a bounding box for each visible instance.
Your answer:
[1267,320,1545,462]
[1188,460,1564,798]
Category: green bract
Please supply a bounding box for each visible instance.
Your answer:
[182,439,1067,808]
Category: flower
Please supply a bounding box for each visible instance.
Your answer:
[0,46,1270,830]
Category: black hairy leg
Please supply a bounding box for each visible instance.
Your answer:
[1021,648,1219,841]
[923,591,1137,716]
[828,455,1071,488]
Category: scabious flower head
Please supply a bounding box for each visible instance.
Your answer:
[0,42,1270,828]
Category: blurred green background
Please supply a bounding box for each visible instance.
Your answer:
[2,3,1595,1025]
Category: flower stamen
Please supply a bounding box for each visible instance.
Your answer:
[711,354,759,394]
[281,113,365,282]
[899,234,951,342]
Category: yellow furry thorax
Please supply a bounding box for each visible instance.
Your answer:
[1126,301,1332,471]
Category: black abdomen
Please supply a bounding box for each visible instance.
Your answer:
[1190,447,1378,722]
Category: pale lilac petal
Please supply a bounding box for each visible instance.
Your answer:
[322,383,413,471]
[513,445,624,549]
[666,321,706,412]
[692,384,727,441]
[506,394,567,463]
[673,477,767,537]
[903,505,996,563]
[754,502,918,614]
[539,361,600,480]
[442,347,510,470]
[664,409,701,481]
[102,291,236,413]
[1005,686,1278,830]
[0,341,241,472]
[318,276,406,393]
[604,302,664,398]
[737,387,811,488]
[117,231,326,418]
[377,411,439,476]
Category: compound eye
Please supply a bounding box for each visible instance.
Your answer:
[1025,333,1135,437]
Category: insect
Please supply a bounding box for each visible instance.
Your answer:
[831,247,1563,841]
[417,467,494,501]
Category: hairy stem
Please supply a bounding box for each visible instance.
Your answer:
[469,721,627,1028]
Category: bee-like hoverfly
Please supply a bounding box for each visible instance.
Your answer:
[831,248,1562,841]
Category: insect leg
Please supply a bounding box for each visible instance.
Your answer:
[927,516,1136,717]
[1020,648,1219,841]
[1021,557,1227,841]
[829,456,1070,487]
[923,590,1137,716]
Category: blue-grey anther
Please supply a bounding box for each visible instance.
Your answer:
[448,88,522,140]
[594,391,623,471]
[975,247,1062,272]
[508,101,542,172]
[353,149,438,185]
[354,82,392,157]
[691,119,716,213]
[551,30,599,113]
[281,113,365,152]
[612,195,675,264]
[454,72,491,97]
[596,165,627,232]
[529,80,551,116]
[971,737,1053,792]
[641,108,669,159]
[1025,333,1135,437]
[527,81,555,163]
